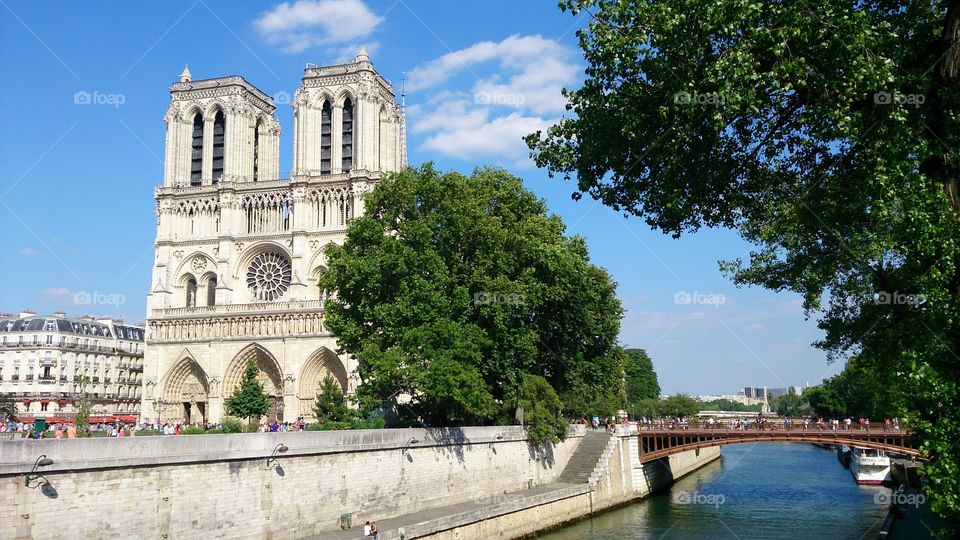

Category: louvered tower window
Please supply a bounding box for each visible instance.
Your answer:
[190,114,203,186]
[321,102,332,174]
[342,98,353,172]
[211,111,225,182]
[253,120,260,182]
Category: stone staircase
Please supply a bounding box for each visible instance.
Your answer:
[557,430,617,487]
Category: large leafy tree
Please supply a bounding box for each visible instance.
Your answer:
[321,164,624,427]
[623,348,660,404]
[529,0,960,526]
[225,360,269,427]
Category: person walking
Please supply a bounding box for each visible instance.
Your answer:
[66,423,77,439]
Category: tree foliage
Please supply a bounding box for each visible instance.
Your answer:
[225,359,269,425]
[698,398,762,413]
[802,386,845,418]
[769,389,812,417]
[312,376,354,424]
[623,348,659,403]
[660,394,700,419]
[73,375,92,437]
[0,392,16,421]
[321,164,623,427]
[519,373,568,446]
[529,0,960,527]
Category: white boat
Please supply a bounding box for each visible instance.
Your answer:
[849,446,892,485]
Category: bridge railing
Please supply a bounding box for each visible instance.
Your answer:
[632,423,907,433]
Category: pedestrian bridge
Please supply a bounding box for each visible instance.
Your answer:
[637,427,923,463]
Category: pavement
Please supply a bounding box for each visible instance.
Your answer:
[313,482,587,540]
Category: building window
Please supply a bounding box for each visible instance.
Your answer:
[40,402,48,412]
[186,278,198,307]
[253,119,261,182]
[212,111,225,182]
[207,276,217,306]
[341,98,353,172]
[190,113,203,185]
[321,101,332,174]
[46,335,53,345]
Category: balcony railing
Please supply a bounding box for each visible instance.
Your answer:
[151,299,324,318]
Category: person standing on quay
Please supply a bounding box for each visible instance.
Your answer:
[66,423,76,439]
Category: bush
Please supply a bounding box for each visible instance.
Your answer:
[220,417,246,433]
[307,416,386,431]
[181,426,206,435]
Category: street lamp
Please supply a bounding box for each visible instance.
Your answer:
[25,455,54,488]
[402,437,419,455]
[266,443,288,467]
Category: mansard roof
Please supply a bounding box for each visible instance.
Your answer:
[0,314,145,341]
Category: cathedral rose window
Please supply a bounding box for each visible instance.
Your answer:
[246,252,292,301]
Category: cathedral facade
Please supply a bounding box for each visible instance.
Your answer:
[140,47,405,425]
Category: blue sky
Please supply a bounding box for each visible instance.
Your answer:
[0,0,844,395]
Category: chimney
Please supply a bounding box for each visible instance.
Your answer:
[53,311,66,318]
[19,310,36,319]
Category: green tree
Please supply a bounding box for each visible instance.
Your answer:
[225,359,269,427]
[0,392,16,421]
[321,164,624,427]
[803,385,845,418]
[623,348,660,404]
[769,389,811,417]
[698,399,762,413]
[529,0,960,527]
[660,394,700,419]
[519,373,567,447]
[312,376,355,424]
[630,397,662,419]
[73,375,92,437]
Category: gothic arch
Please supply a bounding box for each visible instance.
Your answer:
[160,352,209,403]
[203,100,228,120]
[183,104,204,123]
[222,343,283,399]
[298,347,348,419]
[306,244,332,274]
[335,89,356,108]
[173,251,217,280]
[310,90,335,109]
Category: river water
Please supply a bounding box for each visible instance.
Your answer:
[536,442,890,540]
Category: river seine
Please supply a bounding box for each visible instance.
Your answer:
[535,442,890,539]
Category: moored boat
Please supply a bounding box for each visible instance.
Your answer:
[849,446,892,485]
[837,445,851,467]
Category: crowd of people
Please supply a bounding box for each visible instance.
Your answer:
[569,413,905,432]
[0,418,317,438]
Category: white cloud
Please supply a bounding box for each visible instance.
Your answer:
[418,108,553,164]
[254,0,382,54]
[41,287,76,304]
[19,247,42,257]
[407,34,581,165]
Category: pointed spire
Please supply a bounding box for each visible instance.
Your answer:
[179,65,192,83]
[356,43,369,62]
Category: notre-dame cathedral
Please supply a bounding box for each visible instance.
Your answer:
[140,47,405,424]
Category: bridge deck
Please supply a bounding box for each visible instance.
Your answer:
[636,427,920,463]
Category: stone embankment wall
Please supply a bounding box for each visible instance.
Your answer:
[0,426,579,539]
[0,425,719,539]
